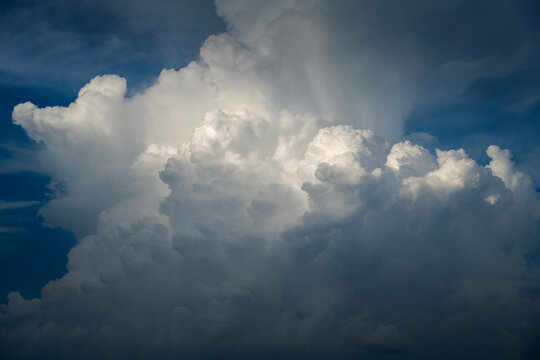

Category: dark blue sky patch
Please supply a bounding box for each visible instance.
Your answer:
[0,218,75,301]
[0,171,75,301]
[0,170,75,301]
[0,0,225,93]
[0,172,50,201]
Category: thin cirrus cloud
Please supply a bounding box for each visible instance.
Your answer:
[0,201,39,211]
[0,0,224,92]
[1,1,540,359]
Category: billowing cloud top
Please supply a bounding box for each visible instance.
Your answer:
[2,1,540,359]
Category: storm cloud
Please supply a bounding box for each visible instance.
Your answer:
[1,1,540,359]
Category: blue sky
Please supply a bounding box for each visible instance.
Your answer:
[1,1,540,359]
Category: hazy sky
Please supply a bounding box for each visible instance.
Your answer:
[1,1,540,359]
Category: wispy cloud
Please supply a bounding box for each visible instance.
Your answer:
[0,226,25,233]
[0,201,39,211]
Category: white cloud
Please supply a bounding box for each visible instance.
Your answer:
[487,145,532,193]
[2,1,540,359]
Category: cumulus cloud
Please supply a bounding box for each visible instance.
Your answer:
[2,1,540,359]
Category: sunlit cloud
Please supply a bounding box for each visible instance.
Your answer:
[1,1,540,359]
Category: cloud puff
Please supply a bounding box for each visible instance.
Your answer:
[2,1,540,359]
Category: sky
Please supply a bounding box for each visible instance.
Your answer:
[0,1,540,359]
